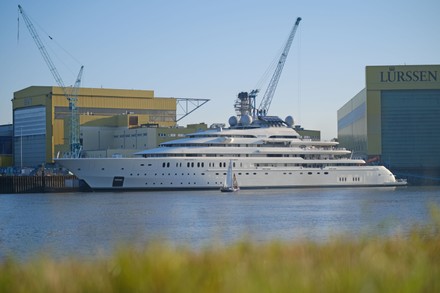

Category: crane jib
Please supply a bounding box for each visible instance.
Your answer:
[18,5,84,158]
[258,17,301,115]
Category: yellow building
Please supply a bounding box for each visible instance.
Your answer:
[13,86,176,167]
[338,64,440,184]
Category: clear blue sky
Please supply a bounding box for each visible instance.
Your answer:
[1,0,439,139]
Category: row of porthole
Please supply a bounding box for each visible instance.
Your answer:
[300,171,330,175]
[129,171,332,177]
[161,162,232,168]
[145,181,223,186]
[160,161,242,168]
[101,163,347,173]
[130,173,200,176]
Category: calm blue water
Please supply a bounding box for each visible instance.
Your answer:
[1,186,439,261]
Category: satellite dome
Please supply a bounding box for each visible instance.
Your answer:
[240,114,253,126]
[228,116,238,127]
[285,115,294,127]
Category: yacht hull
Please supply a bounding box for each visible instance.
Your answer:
[56,157,406,191]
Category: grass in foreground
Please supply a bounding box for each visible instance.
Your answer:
[1,208,440,292]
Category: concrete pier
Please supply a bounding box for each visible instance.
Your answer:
[0,175,90,193]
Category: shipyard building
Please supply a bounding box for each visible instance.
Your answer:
[12,86,178,167]
[338,65,440,184]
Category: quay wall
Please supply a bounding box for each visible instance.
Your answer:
[0,175,90,194]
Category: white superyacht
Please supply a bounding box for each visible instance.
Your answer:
[56,93,406,190]
[56,17,406,190]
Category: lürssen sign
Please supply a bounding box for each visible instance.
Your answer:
[380,68,438,83]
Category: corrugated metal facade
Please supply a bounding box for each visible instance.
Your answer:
[13,106,47,167]
[381,89,440,168]
[337,89,367,158]
[12,86,177,166]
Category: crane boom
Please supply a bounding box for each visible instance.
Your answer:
[18,5,83,158]
[258,17,301,116]
[18,5,67,93]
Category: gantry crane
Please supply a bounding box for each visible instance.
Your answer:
[18,5,84,158]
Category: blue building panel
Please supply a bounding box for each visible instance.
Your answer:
[381,90,440,168]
